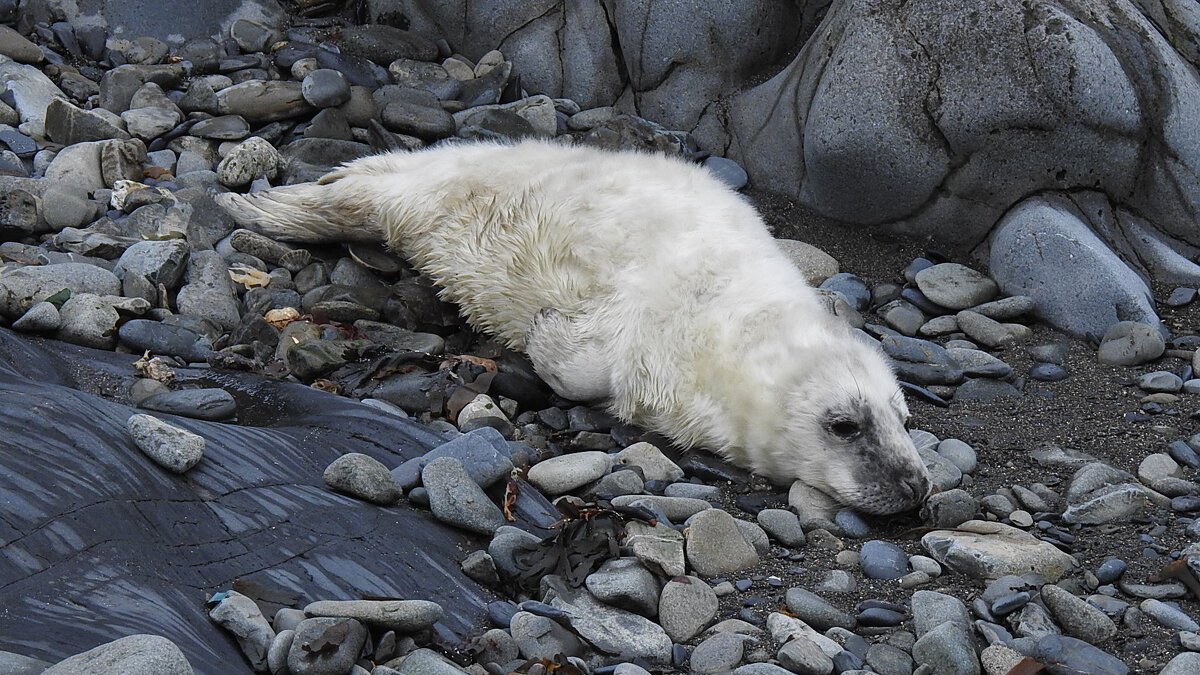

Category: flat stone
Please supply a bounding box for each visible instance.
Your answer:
[303,599,442,632]
[138,387,237,421]
[1140,598,1200,631]
[624,520,685,577]
[126,413,204,473]
[911,590,971,638]
[121,106,180,140]
[216,80,313,123]
[191,115,250,140]
[860,540,909,580]
[545,577,672,665]
[914,263,998,310]
[391,427,513,491]
[1062,483,1149,524]
[509,611,582,660]
[956,310,1030,348]
[613,495,711,522]
[527,451,612,496]
[757,508,806,547]
[921,520,1078,581]
[1023,634,1128,675]
[784,587,856,631]
[776,635,835,675]
[690,632,751,674]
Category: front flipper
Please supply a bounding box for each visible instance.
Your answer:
[524,308,612,402]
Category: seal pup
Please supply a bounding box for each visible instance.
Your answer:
[217,140,933,515]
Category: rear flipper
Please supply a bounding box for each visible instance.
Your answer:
[525,308,612,402]
[214,170,384,244]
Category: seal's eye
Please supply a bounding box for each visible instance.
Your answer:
[828,419,861,439]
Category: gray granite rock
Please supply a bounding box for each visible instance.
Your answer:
[41,634,193,675]
[1097,321,1166,366]
[323,453,403,505]
[776,635,835,675]
[624,520,685,577]
[509,611,582,660]
[921,520,1077,581]
[685,509,759,576]
[216,80,312,123]
[545,577,673,664]
[177,251,241,330]
[757,508,806,547]
[526,451,611,496]
[116,240,190,288]
[784,587,856,631]
[585,557,659,617]
[615,441,683,481]
[914,263,997,310]
[690,632,752,674]
[0,263,120,318]
[126,413,204,473]
[57,293,119,349]
[657,575,718,642]
[287,617,367,675]
[217,136,280,187]
[911,622,979,675]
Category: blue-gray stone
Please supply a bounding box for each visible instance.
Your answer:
[1029,363,1068,381]
[819,272,870,311]
[118,319,213,362]
[833,509,870,538]
[1168,440,1200,469]
[702,156,748,190]
[860,540,909,580]
[857,607,905,627]
[1095,559,1127,584]
[391,427,514,490]
[1025,634,1128,675]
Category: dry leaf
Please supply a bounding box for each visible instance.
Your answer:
[265,307,301,329]
[132,351,175,382]
[228,265,272,289]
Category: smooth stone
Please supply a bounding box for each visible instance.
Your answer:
[177,251,241,330]
[422,456,505,534]
[911,590,971,638]
[138,388,237,421]
[616,441,683,482]
[685,509,759,577]
[527,451,612,495]
[0,262,120,318]
[126,413,204,473]
[956,310,1029,348]
[1161,652,1200,675]
[323,453,403,505]
[1138,371,1183,392]
[921,520,1078,581]
[1097,321,1165,366]
[301,69,352,108]
[614,495,711,522]
[1062,483,1149,524]
[946,348,1012,378]
[690,632,751,674]
[116,239,190,288]
[191,115,250,140]
[776,238,840,285]
[118,320,212,362]
[914,263,998,310]
[776,636,835,675]
[936,439,977,474]
[216,80,312,123]
[657,575,719,642]
[702,156,748,190]
[1139,599,1200,631]
[953,378,1022,401]
[544,577,672,664]
[972,295,1036,320]
[12,301,60,331]
[1024,634,1128,675]
[509,611,582,660]
[911,622,979,675]
[1029,362,1068,381]
[209,590,274,671]
[56,293,119,349]
[784,587,856,631]
[624,521,686,577]
[922,489,978,528]
[287,617,367,675]
[584,557,659,617]
[757,508,806,547]
[41,634,193,675]
[859,540,910,580]
[121,106,180,140]
[391,427,513,491]
[303,599,442,632]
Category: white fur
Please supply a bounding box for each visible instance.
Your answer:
[218,140,931,514]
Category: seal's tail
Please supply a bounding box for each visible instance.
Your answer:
[214,169,384,244]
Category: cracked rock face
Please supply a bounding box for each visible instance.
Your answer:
[729,0,1200,335]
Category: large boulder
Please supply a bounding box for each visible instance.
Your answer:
[729,0,1200,334]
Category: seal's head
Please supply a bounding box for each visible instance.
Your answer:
[757,331,933,515]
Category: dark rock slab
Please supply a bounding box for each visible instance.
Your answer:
[0,328,496,673]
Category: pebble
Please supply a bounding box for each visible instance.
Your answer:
[217,136,280,187]
[1095,558,1127,584]
[138,387,238,421]
[776,635,834,675]
[1162,652,1200,674]
[784,586,856,630]
[526,451,612,495]
[922,489,977,528]
[859,540,909,579]
[936,438,977,474]
[1029,362,1068,381]
[956,310,1029,348]
[422,456,505,534]
[911,622,978,674]
[657,575,719,642]
[1022,634,1128,675]
[323,452,403,505]
[544,578,672,664]
[833,509,870,538]
[616,441,683,481]
[391,428,513,490]
[0,262,120,318]
[685,509,759,577]
[12,301,61,331]
[301,69,352,108]
[126,413,204,473]
[1139,370,1183,392]
[757,508,807,546]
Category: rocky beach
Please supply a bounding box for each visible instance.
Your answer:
[0,1,1199,674]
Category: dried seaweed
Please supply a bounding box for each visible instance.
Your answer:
[511,500,657,589]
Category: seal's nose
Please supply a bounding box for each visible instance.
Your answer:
[901,472,933,505]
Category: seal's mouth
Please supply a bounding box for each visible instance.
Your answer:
[832,470,933,515]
